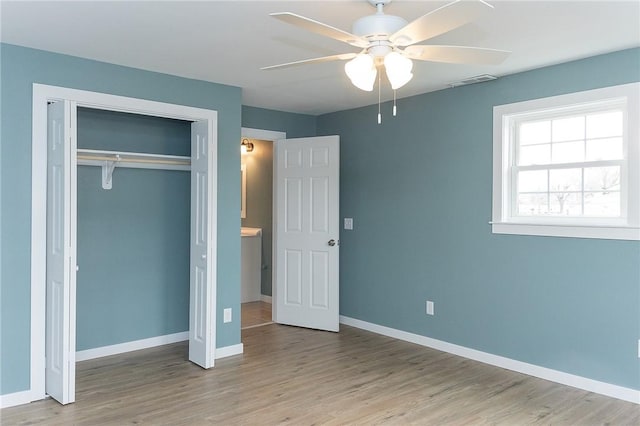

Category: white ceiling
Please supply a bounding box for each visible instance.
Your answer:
[1,1,639,115]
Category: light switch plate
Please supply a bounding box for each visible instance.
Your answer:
[426,301,434,316]
[344,217,353,230]
[223,308,232,323]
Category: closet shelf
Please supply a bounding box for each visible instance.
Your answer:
[77,149,191,170]
[77,149,191,190]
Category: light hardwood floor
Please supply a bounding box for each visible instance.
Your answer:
[2,324,638,425]
[241,301,273,329]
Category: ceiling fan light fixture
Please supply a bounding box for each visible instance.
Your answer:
[266,0,509,119]
[384,51,413,90]
[345,54,377,91]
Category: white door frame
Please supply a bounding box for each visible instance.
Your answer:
[30,84,218,402]
[240,127,286,323]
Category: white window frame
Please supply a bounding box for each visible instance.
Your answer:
[492,82,640,240]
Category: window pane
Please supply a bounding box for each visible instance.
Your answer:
[551,141,584,164]
[552,116,585,142]
[517,193,548,216]
[584,191,620,217]
[549,168,581,192]
[549,193,582,216]
[584,166,620,191]
[586,111,622,139]
[586,137,623,161]
[499,86,633,232]
[519,120,550,145]
[519,144,550,165]
[518,170,547,192]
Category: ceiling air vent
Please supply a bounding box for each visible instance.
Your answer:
[449,74,497,88]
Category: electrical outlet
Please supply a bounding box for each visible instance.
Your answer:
[223,308,232,323]
[344,217,353,230]
[426,300,434,316]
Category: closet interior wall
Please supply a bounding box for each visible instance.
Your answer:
[76,108,192,352]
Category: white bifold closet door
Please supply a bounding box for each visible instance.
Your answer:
[46,100,77,404]
[188,120,216,368]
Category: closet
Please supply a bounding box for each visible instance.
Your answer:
[75,108,191,353]
[33,85,217,405]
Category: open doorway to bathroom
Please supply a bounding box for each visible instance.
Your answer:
[241,137,274,329]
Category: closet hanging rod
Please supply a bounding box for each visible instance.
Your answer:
[76,148,191,171]
[76,154,190,166]
[76,149,190,189]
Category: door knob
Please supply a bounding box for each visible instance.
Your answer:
[328,239,336,246]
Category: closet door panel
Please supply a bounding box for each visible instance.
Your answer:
[45,100,77,404]
[189,120,214,368]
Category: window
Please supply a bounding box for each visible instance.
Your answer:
[492,83,639,240]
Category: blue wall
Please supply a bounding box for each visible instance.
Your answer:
[317,48,640,390]
[76,109,191,350]
[242,105,316,138]
[0,44,242,395]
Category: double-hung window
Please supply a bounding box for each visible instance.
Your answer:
[492,83,639,240]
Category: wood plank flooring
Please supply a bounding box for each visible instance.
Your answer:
[241,301,273,329]
[2,324,638,425]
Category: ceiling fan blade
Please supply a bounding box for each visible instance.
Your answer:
[390,0,494,47]
[261,53,358,71]
[404,45,510,65]
[271,12,368,48]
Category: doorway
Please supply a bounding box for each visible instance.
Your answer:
[240,137,272,328]
[240,128,284,330]
[31,84,218,405]
[238,129,341,335]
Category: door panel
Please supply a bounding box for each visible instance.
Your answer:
[285,178,303,232]
[274,136,340,332]
[284,249,303,305]
[189,120,215,368]
[310,177,329,232]
[45,100,76,404]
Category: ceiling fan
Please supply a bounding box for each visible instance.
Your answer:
[263,0,510,93]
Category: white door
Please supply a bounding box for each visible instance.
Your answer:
[274,136,340,332]
[189,120,216,368]
[45,100,77,404]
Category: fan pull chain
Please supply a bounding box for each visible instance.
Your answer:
[377,72,382,124]
[393,90,397,116]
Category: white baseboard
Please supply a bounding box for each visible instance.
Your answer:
[340,316,640,405]
[215,343,244,359]
[261,295,272,304]
[76,332,245,362]
[3,337,243,410]
[0,390,34,409]
[76,332,189,362]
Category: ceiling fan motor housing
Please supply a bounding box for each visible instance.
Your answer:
[352,13,408,42]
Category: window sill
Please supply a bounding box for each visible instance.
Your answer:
[491,221,640,241]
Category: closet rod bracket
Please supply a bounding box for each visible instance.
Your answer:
[101,155,120,190]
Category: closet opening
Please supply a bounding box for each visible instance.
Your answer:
[75,108,191,362]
